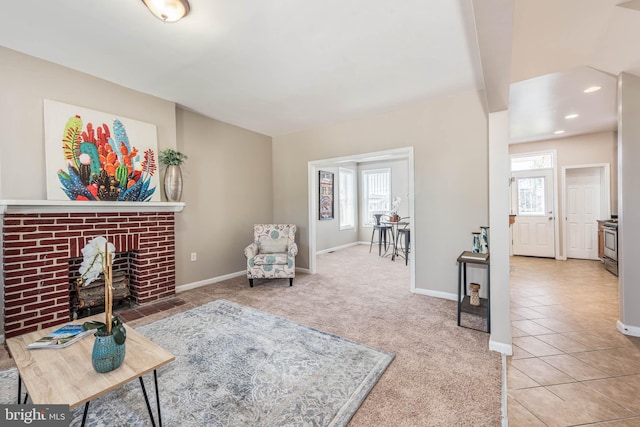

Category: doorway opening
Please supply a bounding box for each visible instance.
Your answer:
[561,164,611,260]
[509,150,558,259]
[307,147,415,291]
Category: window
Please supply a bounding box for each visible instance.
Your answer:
[338,168,355,230]
[362,168,391,226]
[517,177,546,215]
[511,153,553,171]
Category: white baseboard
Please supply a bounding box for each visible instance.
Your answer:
[176,271,245,293]
[316,242,360,255]
[176,268,310,293]
[617,320,640,337]
[501,353,509,427]
[490,338,513,355]
[412,287,457,301]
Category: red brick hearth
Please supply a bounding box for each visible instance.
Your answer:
[2,207,179,338]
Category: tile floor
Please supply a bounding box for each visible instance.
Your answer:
[507,256,640,426]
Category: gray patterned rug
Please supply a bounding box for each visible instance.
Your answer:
[1,299,394,426]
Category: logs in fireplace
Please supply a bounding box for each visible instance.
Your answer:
[71,271,131,319]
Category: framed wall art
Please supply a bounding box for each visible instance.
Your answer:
[43,99,161,202]
[319,170,334,220]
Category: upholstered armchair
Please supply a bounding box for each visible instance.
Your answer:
[243,224,298,287]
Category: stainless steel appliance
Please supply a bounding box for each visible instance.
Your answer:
[602,220,618,276]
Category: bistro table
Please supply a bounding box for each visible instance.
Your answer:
[6,314,175,427]
[382,220,410,261]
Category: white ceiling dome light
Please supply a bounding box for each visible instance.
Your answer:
[141,0,190,23]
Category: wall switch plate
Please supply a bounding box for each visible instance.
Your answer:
[190,252,197,262]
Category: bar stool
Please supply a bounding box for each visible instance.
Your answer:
[369,214,391,256]
[397,219,410,265]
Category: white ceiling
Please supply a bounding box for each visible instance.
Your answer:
[0,0,483,137]
[509,67,618,144]
[0,1,639,141]
[508,0,640,144]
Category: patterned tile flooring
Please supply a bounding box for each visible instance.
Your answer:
[507,256,640,426]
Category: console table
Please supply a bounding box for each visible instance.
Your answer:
[457,251,490,333]
[6,315,175,427]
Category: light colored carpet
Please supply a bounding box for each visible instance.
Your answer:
[1,299,393,426]
[1,244,502,426]
[142,245,502,426]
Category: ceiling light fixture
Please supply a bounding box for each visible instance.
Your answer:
[564,114,579,119]
[142,0,190,23]
[583,86,601,93]
[554,130,566,135]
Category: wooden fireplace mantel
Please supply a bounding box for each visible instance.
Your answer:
[0,200,185,214]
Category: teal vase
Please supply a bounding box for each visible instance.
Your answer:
[92,334,126,373]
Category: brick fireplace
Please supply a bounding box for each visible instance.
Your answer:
[1,201,184,339]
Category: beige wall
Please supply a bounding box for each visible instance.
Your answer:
[0,47,177,199]
[272,91,489,296]
[174,107,273,285]
[0,47,273,287]
[509,131,617,258]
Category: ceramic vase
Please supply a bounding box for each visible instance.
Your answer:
[480,226,489,254]
[164,165,183,202]
[92,334,126,373]
[472,232,481,253]
[470,283,481,306]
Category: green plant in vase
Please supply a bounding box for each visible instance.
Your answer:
[159,148,188,202]
[159,148,188,166]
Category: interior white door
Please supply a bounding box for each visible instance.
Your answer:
[566,167,601,260]
[511,169,555,258]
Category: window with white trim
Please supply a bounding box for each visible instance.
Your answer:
[338,168,355,230]
[511,153,553,171]
[362,168,391,226]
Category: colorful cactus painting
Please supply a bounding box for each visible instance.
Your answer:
[56,115,157,201]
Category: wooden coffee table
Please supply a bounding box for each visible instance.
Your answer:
[6,315,175,427]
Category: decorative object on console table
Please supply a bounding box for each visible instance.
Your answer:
[480,226,489,254]
[470,283,481,306]
[472,232,481,253]
[78,236,127,373]
[160,148,188,202]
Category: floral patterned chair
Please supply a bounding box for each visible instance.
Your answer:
[243,224,298,287]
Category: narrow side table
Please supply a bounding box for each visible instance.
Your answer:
[457,251,490,333]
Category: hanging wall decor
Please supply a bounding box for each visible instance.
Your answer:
[319,170,334,220]
[43,99,161,202]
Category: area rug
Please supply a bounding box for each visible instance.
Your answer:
[0,299,394,427]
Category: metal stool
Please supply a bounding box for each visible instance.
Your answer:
[397,220,410,265]
[369,214,391,256]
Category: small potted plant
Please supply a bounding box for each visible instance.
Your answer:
[159,148,188,202]
[389,197,402,222]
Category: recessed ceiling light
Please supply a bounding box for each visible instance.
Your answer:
[584,86,601,93]
[564,114,579,119]
[554,130,566,135]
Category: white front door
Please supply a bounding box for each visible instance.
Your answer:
[511,169,555,258]
[566,167,601,260]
